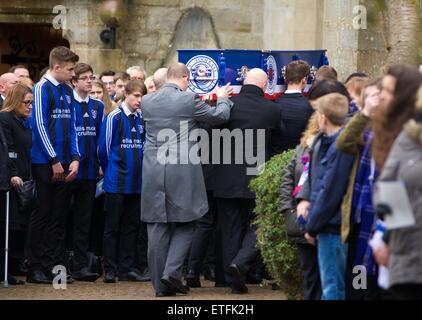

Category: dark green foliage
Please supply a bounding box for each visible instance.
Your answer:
[249,150,303,300]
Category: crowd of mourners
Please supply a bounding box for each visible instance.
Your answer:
[0,45,421,300]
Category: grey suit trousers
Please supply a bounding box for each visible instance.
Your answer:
[147,222,196,294]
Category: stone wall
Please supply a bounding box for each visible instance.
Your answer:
[0,0,390,79]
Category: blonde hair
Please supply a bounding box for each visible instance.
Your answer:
[300,113,319,148]
[92,80,117,115]
[1,83,32,114]
[315,93,349,126]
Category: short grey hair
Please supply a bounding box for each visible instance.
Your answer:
[126,66,147,77]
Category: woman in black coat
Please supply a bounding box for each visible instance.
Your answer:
[0,83,32,285]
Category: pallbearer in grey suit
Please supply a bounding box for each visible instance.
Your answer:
[141,63,233,297]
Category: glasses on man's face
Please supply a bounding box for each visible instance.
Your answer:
[22,100,32,106]
[79,76,95,82]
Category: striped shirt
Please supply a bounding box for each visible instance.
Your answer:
[73,91,105,180]
[98,103,144,194]
[31,73,80,165]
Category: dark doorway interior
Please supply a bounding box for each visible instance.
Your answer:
[0,23,69,81]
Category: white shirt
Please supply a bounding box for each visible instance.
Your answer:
[284,89,302,94]
[45,71,60,86]
[73,90,90,104]
[121,102,139,118]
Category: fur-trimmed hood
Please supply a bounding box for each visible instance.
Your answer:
[405,119,422,146]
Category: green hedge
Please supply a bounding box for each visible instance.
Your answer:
[249,150,303,300]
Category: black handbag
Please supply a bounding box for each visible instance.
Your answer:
[15,180,37,212]
[284,209,304,238]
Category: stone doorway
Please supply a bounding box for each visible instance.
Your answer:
[0,23,69,81]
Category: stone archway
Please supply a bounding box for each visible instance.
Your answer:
[0,23,69,80]
[0,4,70,81]
[164,7,220,66]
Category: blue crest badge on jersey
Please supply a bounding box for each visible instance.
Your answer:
[66,95,72,104]
[91,110,97,119]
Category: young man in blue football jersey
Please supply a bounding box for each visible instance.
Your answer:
[27,46,80,284]
[98,80,147,283]
[69,63,104,282]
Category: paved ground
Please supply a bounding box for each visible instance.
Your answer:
[0,277,286,300]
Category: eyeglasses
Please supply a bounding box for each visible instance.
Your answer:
[22,100,32,106]
[78,76,95,81]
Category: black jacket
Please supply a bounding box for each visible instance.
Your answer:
[0,112,32,227]
[0,111,32,181]
[212,84,285,199]
[276,93,314,152]
[0,96,4,110]
[0,123,9,191]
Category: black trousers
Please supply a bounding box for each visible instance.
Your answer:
[89,194,105,256]
[215,198,259,283]
[69,180,97,272]
[103,193,140,274]
[135,220,149,272]
[27,164,71,272]
[1,191,28,276]
[297,243,322,300]
[187,192,217,276]
[391,284,422,300]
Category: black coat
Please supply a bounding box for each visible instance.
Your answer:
[276,93,314,152]
[212,85,285,199]
[0,96,4,110]
[0,112,32,181]
[0,111,32,227]
[0,123,9,191]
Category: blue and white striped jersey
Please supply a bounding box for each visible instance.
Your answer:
[31,73,80,165]
[98,104,144,194]
[73,91,105,180]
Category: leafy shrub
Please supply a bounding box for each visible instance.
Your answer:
[249,150,303,300]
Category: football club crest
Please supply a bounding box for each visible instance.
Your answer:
[66,95,72,104]
[91,110,97,119]
[266,55,277,95]
[186,55,219,94]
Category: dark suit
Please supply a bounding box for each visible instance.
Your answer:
[0,96,4,110]
[212,84,284,283]
[275,92,314,152]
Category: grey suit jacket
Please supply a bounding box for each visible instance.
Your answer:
[141,83,233,223]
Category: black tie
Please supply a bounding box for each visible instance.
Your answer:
[129,114,136,127]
